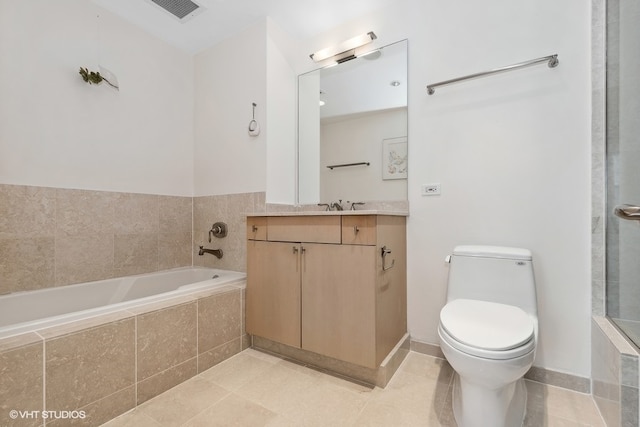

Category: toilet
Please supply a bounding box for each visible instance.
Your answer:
[438,245,538,427]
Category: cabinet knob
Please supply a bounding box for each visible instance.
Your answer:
[353,226,360,234]
[252,225,258,232]
[293,246,299,254]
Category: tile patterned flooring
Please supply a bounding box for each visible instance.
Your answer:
[103,349,606,427]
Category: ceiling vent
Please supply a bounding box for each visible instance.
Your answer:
[148,0,204,21]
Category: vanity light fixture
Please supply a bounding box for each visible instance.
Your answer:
[310,31,377,63]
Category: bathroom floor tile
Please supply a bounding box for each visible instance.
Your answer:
[101,349,606,427]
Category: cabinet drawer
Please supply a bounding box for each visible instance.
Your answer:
[247,216,267,240]
[342,215,376,245]
[267,216,341,243]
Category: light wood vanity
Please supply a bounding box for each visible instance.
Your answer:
[246,212,407,373]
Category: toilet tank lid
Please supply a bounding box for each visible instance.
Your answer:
[453,245,532,261]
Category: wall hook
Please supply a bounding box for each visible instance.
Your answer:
[248,102,260,136]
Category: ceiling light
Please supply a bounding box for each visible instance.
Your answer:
[310,32,377,63]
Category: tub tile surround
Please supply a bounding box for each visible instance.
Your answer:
[0,284,245,427]
[193,192,266,273]
[0,184,193,295]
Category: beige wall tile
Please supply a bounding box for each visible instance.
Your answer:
[137,302,198,381]
[0,184,56,238]
[198,338,242,373]
[55,234,114,286]
[158,232,192,270]
[37,311,135,340]
[0,332,42,353]
[159,196,192,235]
[193,193,253,272]
[0,237,55,294]
[45,319,135,412]
[114,233,158,276]
[0,186,283,296]
[55,189,115,237]
[198,290,241,353]
[113,193,159,235]
[0,342,43,427]
[136,357,198,405]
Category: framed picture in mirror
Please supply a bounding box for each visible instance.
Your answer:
[382,137,407,180]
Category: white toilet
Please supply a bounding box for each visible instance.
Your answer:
[438,245,538,427]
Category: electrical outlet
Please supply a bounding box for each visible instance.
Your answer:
[421,183,441,196]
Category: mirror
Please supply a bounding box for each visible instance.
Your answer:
[298,40,408,205]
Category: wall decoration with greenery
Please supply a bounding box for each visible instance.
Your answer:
[78,67,119,89]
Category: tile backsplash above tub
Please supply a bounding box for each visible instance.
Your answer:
[0,184,193,295]
[0,184,269,295]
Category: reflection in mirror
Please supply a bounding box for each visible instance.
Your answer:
[298,40,408,205]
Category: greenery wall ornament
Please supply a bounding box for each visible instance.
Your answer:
[78,67,119,89]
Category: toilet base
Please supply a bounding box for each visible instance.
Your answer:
[452,373,527,427]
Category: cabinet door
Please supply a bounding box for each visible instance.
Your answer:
[301,243,377,368]
[246,240,301,348]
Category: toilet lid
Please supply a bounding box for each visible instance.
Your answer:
[440,299,534,351]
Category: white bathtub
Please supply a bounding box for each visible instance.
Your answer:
[0,267,246,339]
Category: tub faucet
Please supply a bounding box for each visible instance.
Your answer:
[198,246,223,259]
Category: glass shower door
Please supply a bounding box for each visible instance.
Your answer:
[606,0,640,347]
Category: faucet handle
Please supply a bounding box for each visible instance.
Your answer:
[349,202,365,211]
[317,203,330,211]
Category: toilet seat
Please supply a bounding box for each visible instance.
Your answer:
[439,299,535,360]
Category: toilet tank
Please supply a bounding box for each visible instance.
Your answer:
[446,245,537,316]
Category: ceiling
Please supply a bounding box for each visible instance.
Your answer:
[91,0,397,54]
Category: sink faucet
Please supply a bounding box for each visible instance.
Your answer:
[198,246,223,259]
[330,200,344,211]
[349,202,365,211]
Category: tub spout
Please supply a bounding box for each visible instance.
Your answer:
[198,246,223,259]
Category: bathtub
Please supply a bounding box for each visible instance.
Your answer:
[0,267,246,339]
[0,267,248,427]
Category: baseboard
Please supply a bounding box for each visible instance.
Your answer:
[410,339,591,394]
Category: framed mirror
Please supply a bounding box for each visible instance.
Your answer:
[297,40,408,205]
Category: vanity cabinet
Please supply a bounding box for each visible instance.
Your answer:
[246,214,406,369]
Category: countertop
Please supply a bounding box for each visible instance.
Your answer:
[245,210,409,217]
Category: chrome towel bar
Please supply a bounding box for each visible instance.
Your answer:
[426,54,559,95]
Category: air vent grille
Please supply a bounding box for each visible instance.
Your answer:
[150,0,200,20]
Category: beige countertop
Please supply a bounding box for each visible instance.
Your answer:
[245,210,409,217]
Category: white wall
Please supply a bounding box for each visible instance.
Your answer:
[280,0,592,377]
[0,0,194,196]
[266,19,297,204]
[193,22,268,197]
